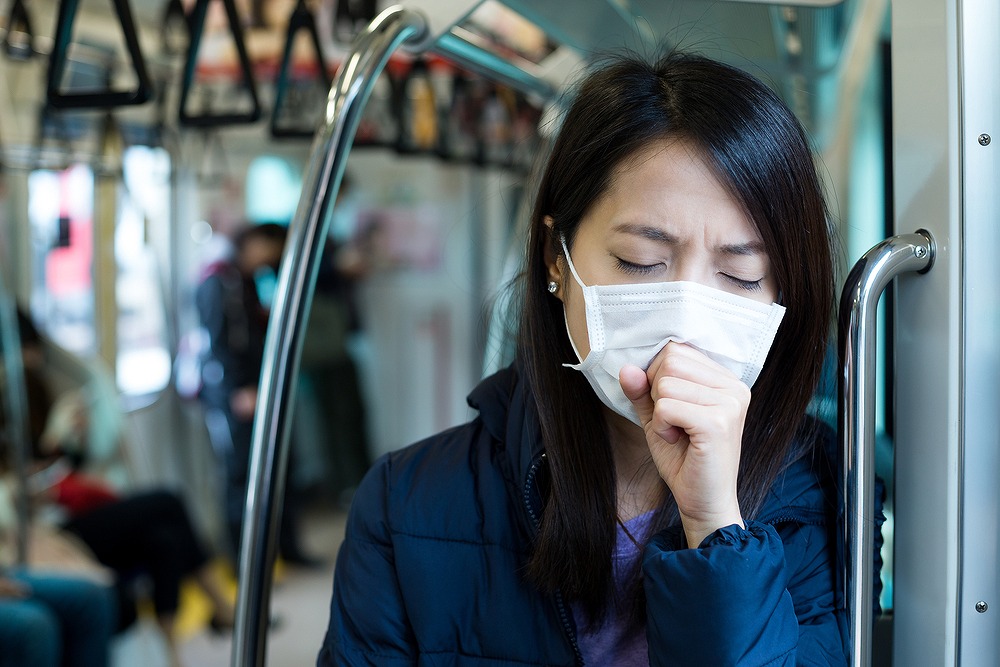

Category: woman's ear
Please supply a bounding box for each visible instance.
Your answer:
[543,216,563,299]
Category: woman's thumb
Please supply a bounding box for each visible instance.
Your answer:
[619,364,654,426]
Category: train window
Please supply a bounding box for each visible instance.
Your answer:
[27,164,96,355]
[26,147,172,398]
[117,146,172,397]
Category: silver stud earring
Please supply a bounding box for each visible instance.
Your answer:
[547,281,558,294]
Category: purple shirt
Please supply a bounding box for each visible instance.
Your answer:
[570,510,656,666]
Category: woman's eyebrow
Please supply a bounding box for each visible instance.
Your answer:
[611,223,680,245]
[718,241,766,257]
[612,223,765,257]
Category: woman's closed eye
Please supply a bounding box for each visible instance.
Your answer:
[721,273,764,292]
[614,257,662,276]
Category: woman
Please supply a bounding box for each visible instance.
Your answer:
[320,53,848,665]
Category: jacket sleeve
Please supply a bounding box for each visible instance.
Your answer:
[318,455,417,666]
[196,273,258,391]
[195,275,226,356]
[642,518,847,666]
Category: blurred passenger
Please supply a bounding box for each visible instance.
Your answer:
[10,309,236,667]
[0,571,116,667]
[195,222,318,566]
[297,240,371,507]
[0,407,117,667]
[298,176,372,507]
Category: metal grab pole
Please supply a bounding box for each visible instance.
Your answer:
[231,7,427,667]
[839,230,934,667]
[0,288,29,566]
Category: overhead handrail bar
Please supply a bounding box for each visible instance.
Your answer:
[231,6,428,666]
[270,0,332,139]
[46,0,153,108]
[839,230,934,667]
[179,0,262,127]
[433,26,556,101]
[2,0,34,60]
[0,286,30,567]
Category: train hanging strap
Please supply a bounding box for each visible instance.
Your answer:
[178,0,263,127]
[159,0,189,58]
[270,0,331,139]
[45,0,153,108]
[3,0,35,60]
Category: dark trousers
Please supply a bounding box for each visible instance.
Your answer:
[62,490,209,626]
[302,357,370,500]
[202,395,307,564]
[0,571,117,667]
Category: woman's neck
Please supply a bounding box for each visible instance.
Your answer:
[604,407,665,521]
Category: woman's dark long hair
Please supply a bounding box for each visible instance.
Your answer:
[517,52,835,623]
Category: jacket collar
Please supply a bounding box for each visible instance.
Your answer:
[466,363,547,526]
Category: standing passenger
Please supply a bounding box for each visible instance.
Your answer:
[320,53,859,665]
[195,222,315,566]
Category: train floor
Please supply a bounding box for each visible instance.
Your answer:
[110,505,348,667]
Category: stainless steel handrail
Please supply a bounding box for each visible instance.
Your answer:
[839,230,934,667]
[434,27,557,100]
[0,285,30,566]
[230,7,428,666]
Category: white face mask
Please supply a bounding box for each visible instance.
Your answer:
[559,237,786,426]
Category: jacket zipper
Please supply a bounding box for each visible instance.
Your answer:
[761,514,826,527]
[522,454,585,667]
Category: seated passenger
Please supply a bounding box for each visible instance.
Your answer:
[0,445,116,667]
[10,309,236,667]
[320,53,867,665]
[0,570,116,667]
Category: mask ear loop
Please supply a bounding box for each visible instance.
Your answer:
[557,235,588,363]
[559,235,589,289]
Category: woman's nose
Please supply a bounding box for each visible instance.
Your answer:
[667,256,712,285]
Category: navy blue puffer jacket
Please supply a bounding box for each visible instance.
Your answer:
[319,364,855,666]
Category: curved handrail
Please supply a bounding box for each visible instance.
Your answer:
[839,230,934,667]
[230,7,428,666]
[433,27,556,101]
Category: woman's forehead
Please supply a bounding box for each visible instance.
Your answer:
[586,139,762,247]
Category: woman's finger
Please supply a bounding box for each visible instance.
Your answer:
[646,342,738,390]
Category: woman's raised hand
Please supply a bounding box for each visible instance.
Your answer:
[619,342,748,548]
